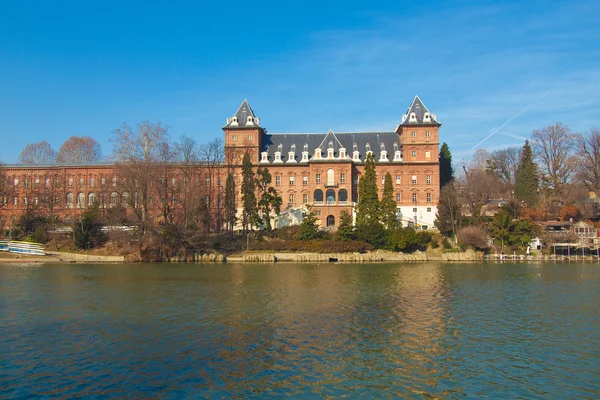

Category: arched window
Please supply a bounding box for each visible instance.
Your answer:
[122,192,130,208]
[338,189,348,204]
[88,192,96,205]
[326,189,336,204]
[327,215,335,227]
[66,192,74,208]
[77,192,85,208]
[327,169,335,186]
[314,189,323,204]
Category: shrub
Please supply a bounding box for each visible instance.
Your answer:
[457,226,490,250]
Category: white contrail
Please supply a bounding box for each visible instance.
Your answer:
[470,90,552,151]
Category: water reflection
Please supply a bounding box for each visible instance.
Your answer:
[0,262,599,397]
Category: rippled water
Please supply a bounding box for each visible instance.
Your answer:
[1,262,599,398]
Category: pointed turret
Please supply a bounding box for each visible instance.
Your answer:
[400,96,441,126]
[223,99,261,129]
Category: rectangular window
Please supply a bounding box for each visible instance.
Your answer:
[396,193,401,203]
[316,174,321,184]
[289,194,295,205]
[101,177,105,185]
[247,134,253,140]
[24,179,29,188]
[411,131,416,137]
[354,176,358,184]
[382,175,385,184]
[79,177,84,186]
[315,210,321,216]
[46,178,50,187]
[90,177,95,187]
[206,177,211,186]
[396,175,401,184]
[289,176,295,186]
[303,194,308,204]
[426,151,431,158]
[427,207,432,212]
[340,173,346,184]
[413,207,417,212]
[427,193,432,202]
[412,175,417,185]
[426,131,431,137]
[303,176,308,185]
[112,177,117,186]
[217,177,221,187]
[426,175,431,184]
[411,151,416,158]
[13,178,18,187]
[275,176,281,186]
[412,193,417,203]
[13,197,18,205]
[55,179,60,188]
[34,179,39,188]
[231,135,237,141]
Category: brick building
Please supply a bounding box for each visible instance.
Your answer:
[0,96,441,231]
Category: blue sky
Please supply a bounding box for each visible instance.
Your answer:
[1,0,599,163]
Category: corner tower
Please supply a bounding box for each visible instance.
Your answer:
[223,100,264,165]
[395,96,441,163]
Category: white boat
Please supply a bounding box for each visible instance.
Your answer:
[0,240,46,256]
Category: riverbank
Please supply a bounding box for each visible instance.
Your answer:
[0,251,124,263]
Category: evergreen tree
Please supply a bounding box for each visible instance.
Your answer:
[74,206,106,250]
[355,153,383,245]
[256,167,282,231]
[297,207,319,241]
[514,140,539,206]
[439,142,454,188]
[337,210,355,241]
[380,172,398,230]
[224,172,236,234]
[241,152,258,233]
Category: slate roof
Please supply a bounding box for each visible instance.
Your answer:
[260,131,402,163]
[223,99,260,129]
[400,95,441,126]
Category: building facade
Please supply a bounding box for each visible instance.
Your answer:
[0,96,441,231]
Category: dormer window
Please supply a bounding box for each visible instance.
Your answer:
[314,148,322,159]
[274,152,282,163]
[260,152,269,163]
[302,151,309,162]
[339,147,346,158]
[423,113,431,122]
[409,112,417,122]
[379,142,388,162]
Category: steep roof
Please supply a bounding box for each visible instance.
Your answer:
[223,99,261,129]
[260,131,402,164]
[400,95,441,126]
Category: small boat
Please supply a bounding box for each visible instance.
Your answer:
[0,240,46,256]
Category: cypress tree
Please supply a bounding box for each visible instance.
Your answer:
[439,142,454,188]
[224,172,236,233]
[514,140,539,206]
[297,207,319,241]
[380,172,399,230]
[241,152,258,233]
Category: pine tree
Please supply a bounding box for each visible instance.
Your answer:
[439,142,454,188]
[380,172,398,230]
[241,152,258,233]
[337,210,355,241]
[355,153,384,246]
[224,172,236,234]
[255,167,282,231]
[514,140,539,206]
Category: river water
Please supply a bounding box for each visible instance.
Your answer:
[1,262,599,398]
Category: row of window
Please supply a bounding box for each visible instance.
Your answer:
[272,172,432,186]
[280,189,433,206]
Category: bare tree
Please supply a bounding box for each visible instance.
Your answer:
[460,164,500,224]
[199,138,224,232]
[18,141,56,164]
[576,127,600,200]
[0,161,9,210]
[110,121,170,234]
[486,147,520,187]
[531,122,578,193]
[175,136,208,233]
[56,136,102,163]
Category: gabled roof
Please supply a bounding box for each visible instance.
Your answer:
[400,95,441,126]
[223,99,261,129]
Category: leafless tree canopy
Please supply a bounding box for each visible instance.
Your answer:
[531,122,579,193]
[56,136,102,163]
[18,141,56,164]
[576,127,600,199]
[487,147,520,187]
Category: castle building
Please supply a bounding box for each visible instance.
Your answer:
[0,96,440,231]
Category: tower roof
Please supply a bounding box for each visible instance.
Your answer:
[400,95,441,126]
[223,99,261,129]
